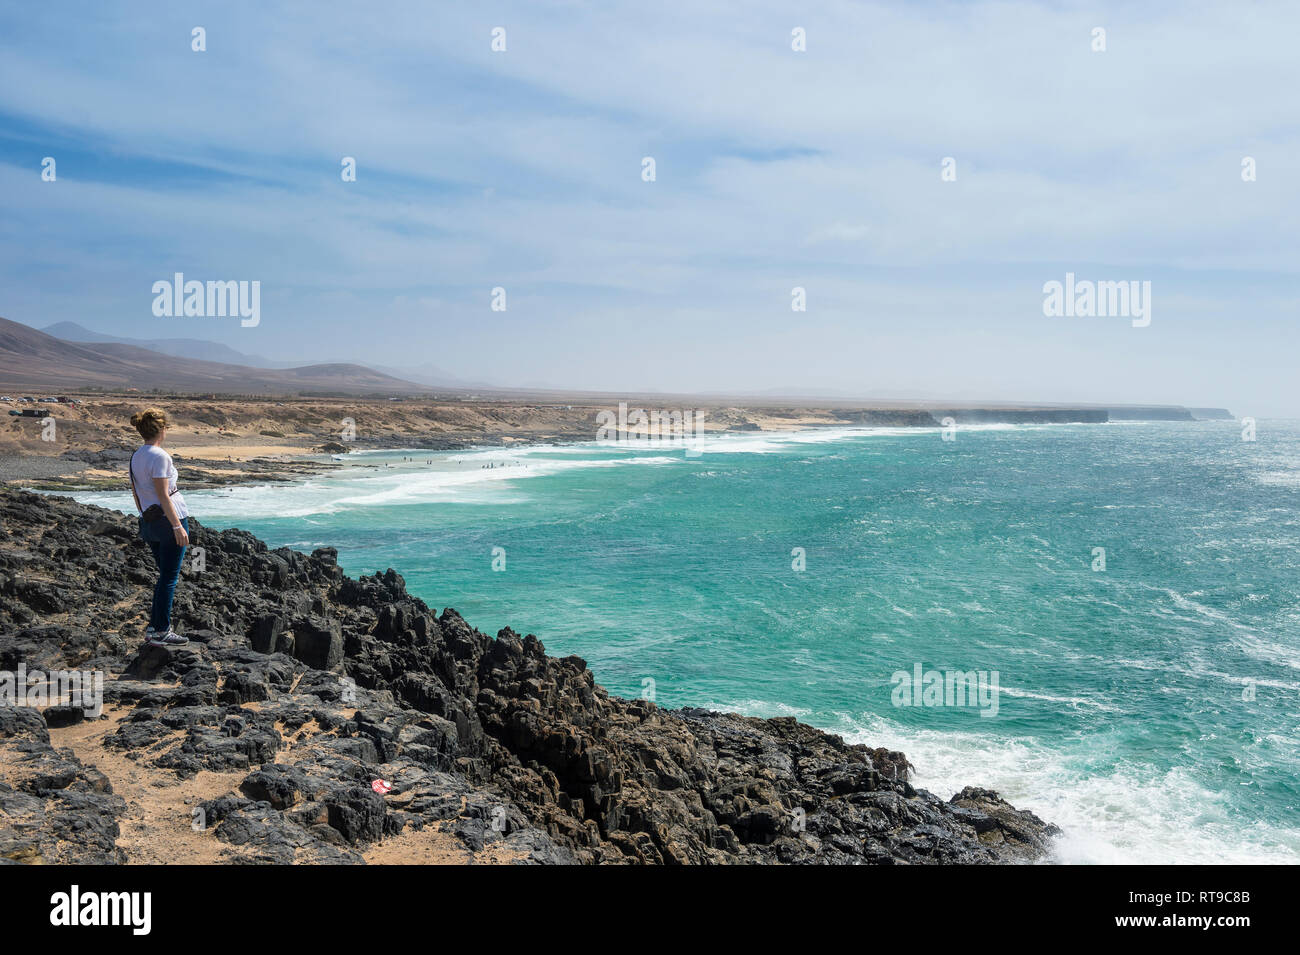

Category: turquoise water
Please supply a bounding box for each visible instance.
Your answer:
[78,421,1300,863]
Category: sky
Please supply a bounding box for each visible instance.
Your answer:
[0,1,1296,414]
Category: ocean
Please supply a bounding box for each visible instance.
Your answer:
[75,420,1300,864]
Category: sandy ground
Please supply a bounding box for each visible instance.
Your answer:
[49,704,235,864]
[166,443,315,460]
[43,701,519,865]
[362,823,525,865]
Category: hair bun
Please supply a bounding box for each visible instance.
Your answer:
[131,408,168,440]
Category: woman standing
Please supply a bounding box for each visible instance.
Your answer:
[128,409,190,647]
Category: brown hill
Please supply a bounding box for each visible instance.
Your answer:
[0,317,428,396]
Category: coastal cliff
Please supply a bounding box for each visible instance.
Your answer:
[0,489,1059,864]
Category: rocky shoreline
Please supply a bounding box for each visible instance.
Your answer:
[0,488,1059,864]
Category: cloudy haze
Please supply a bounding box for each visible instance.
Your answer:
[1,1,1296,413]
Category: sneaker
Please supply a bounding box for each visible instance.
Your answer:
[146,629,189,648]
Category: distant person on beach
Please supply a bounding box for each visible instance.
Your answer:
[128,409,190,647]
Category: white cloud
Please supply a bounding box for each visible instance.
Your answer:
[0,1,1296,412]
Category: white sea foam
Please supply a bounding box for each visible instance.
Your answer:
[73,422,1004,520]
[835,712,1300,864]
[1255,470,1300,487]
[996,686,1122,712]
[711,698,813,719]
[78,452,685,520]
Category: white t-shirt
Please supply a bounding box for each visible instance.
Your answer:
[131,444,189,520]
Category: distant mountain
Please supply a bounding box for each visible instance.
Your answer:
[1,317,429,395]
[42,321,289,368]
[43,320,496,390]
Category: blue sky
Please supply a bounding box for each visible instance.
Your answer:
[1,1,1297,414]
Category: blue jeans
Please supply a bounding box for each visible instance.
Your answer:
[141,517,187,632]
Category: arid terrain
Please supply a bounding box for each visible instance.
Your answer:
[1,390,1231,492]
[0,392,875,490]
